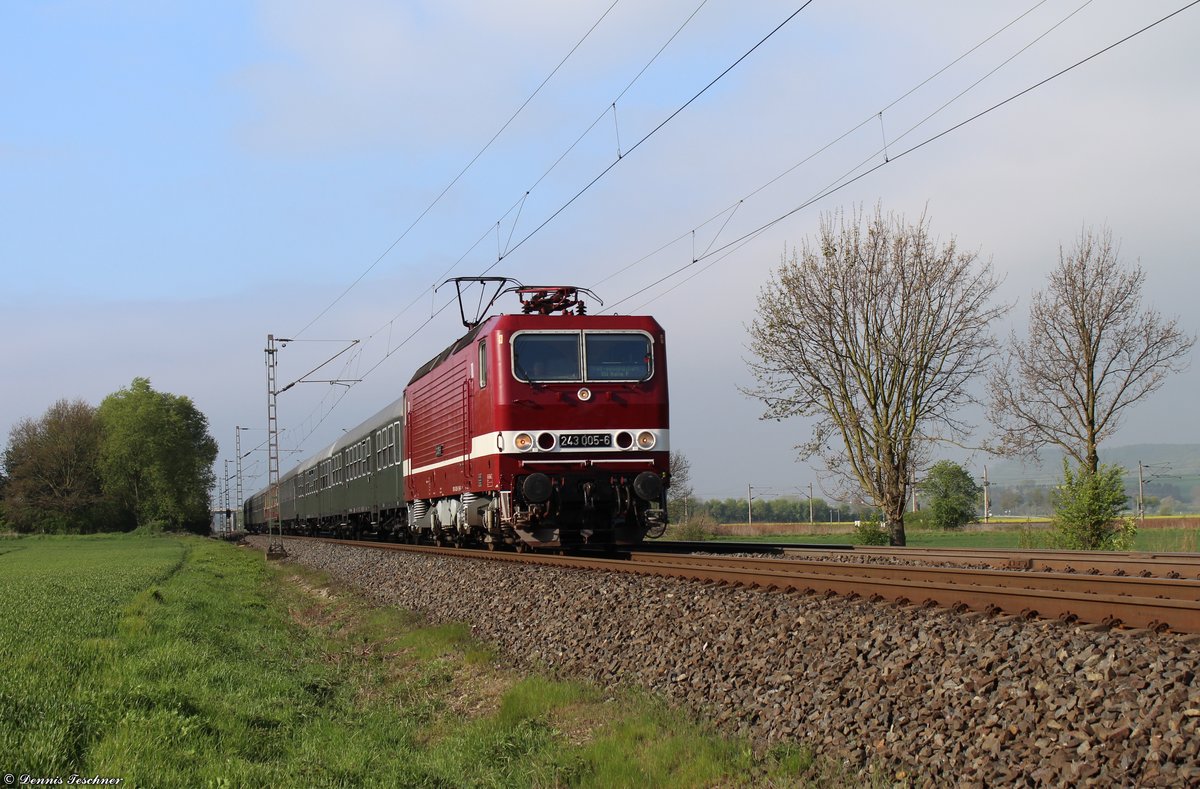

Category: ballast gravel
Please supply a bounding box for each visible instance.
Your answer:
[253,537,1200,786]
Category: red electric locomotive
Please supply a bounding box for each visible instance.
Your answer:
[403,282,670,549]
[244,280,670,550]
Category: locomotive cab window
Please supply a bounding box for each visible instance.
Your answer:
[512,333,581,382]
[585,332,652,381]
[512,331,653,383]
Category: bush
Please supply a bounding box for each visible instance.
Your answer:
[132,519,169,536]
[853,518,890,545]
[670,514,718,541]
[1017,523,1062,549]
[1051,461,1136,551]
[919,460,981,530]
[904,510,934,531]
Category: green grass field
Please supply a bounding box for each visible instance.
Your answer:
[0,534,839,787]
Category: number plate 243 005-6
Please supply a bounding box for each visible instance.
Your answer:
[558,433,612,448]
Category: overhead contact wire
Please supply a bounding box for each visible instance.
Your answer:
[491,1,816,268]
[305,0,786,418]
[599,0,1059,309]
[610,0,1200,312]
[305,0,718,402]
[290,0,623,339]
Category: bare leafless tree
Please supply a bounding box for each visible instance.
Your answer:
[989,226,1195,474]
[745,206,1006,545]
[668,450,692,497]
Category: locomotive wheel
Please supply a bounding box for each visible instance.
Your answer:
[515,543,528,554]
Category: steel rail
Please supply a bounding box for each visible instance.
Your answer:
[799,546,1200,578]
[640,539,855,554]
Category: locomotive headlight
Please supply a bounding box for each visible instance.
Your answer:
[514,432,534,452]
[577,387,592,402]
[636,430,656,450]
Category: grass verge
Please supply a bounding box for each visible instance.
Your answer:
[0,535,851,787]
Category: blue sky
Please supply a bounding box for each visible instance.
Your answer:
[3,0,1198,501]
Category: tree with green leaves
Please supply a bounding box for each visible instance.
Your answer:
[745,206,1005,545]
[918,461,980,530]
[1,399,113,533]
[97,378,218,532]
[1051,461,1133,550]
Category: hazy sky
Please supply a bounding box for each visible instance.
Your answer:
[3,1,1198,503]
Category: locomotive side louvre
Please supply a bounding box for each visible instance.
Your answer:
[406,354,473,498]
[402,322,489,540]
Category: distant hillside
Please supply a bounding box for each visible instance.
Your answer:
[987,444,1200,486]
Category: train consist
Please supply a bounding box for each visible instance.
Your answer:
[245,283,671,550]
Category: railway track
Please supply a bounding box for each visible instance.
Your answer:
[636,541,1200,578]
[803,545,1200,578]
[278,536,1200,634]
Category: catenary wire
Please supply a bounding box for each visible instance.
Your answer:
[293,0,719,400]
[606,0,1194,313]
[289,0,624,340]
[596,0,1067,302]
[488,1,816,269]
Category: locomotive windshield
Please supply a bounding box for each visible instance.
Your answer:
[512,333,580,381]
[512,331,652,383]
[585,333,652,381]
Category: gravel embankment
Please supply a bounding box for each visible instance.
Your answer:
[253,537,1200,785]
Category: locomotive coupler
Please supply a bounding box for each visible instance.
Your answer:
[642,508,667,538]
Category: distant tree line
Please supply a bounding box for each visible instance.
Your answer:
[0,378,217,534]
[979,479,1197,518]
[671,495,879,525]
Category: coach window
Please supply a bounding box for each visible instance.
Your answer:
[478,339,487,388]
